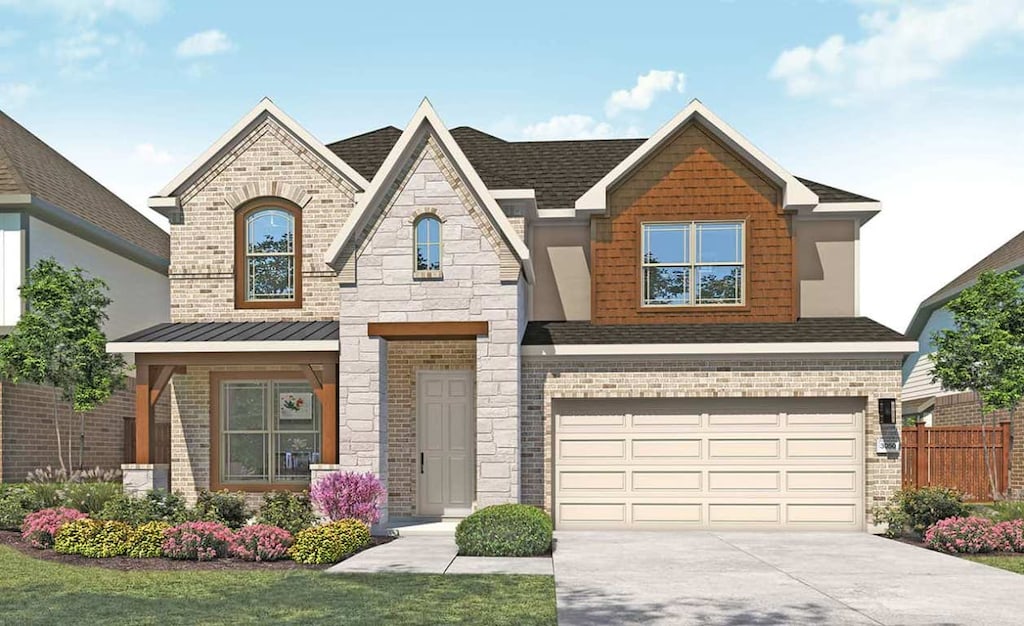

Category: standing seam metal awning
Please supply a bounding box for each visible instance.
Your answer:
[107,321,340,353]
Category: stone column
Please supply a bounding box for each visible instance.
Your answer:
[121,463,170,497]
[474,317,521,508]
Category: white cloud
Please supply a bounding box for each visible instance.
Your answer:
[0,82,36,107]
[134,143,174,165]
[47,29,144,79]
[176,30,233,58]
[0,0,165,24]
[770,0,1024,100]
[606,69,686,117]
[521,114,616,140]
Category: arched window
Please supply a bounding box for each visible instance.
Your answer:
[414,214,442,274]
[235,201,302,308]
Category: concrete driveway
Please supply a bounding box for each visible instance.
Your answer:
[553,531,1024,625]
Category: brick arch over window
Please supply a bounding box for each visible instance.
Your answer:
[234,198,303,309]
[225,181,312,211]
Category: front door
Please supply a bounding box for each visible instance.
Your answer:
[417,370,474,517]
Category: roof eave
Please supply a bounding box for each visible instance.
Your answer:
[521,340,919,357]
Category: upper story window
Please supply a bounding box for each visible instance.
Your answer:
[414,214,442,277]
[235,202,302,309]
[641,221,744,307]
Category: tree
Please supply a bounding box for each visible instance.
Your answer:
[0,258,127,472]
[931,269,1024,500]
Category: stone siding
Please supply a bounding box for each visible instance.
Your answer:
[932,391,1024,498]
[336,128,524,522]
[520,356,904,527]
[385,339,476,517]
[169,116,358,321]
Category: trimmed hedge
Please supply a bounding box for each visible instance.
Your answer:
[289,520,370,565]
[125,521,172,558]
[455,504,552,557]
[255,491,316,535]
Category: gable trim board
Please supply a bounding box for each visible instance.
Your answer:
[324,99,534,283]
[149,98,370,211]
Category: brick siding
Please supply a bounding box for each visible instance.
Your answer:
[932,391,1024,498]
[593,121,794,325]
[521,356,904,527]
[385,339,476,517]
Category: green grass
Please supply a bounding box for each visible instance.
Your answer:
[964,555,1024,574]
[0,546,556,625]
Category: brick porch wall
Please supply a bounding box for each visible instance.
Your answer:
[385,339,476,518]
[520,356,904,527]
[0,379,168,483]
[932,391,1024,498]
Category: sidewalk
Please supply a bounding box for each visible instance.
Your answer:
[326,536,552,575]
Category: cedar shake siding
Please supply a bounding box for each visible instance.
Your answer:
[593,121,793,325]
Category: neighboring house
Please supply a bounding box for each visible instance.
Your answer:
[0,110,171,481]
[903,230,1024,497]
[110,97,915,531]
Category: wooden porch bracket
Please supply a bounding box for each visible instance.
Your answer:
[301,364,323,393]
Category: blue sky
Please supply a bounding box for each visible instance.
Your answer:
[1,0,1023,331]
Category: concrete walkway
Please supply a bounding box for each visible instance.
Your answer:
[553,531,1024,625]
[326,535,552,575]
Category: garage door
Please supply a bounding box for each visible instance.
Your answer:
[554,397,864,530]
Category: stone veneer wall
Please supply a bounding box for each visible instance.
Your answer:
[1,379,168,483]
[336,130,524,523]
[168,364,324,508]
[169,116,357,322]
[385,339,476,517]
[933,391,1024,498]
[520,356,903,526]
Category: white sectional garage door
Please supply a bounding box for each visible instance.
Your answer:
[554,398,865,530]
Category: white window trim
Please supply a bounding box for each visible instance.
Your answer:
[640,220,746,308]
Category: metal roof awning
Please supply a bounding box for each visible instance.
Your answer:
[108,321,339,353]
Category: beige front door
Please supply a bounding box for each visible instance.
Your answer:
[417,371,474,517]
[554,397,865,530]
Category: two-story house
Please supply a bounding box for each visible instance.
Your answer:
[0,110,170,481]
[110,97,915,531]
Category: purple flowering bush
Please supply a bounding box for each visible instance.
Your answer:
[310,471,385,525]
[21,507,88,549]
[924,516,1002,554]
[230,524,293,561]
[162,521,234,561]
[992,519,1024,552]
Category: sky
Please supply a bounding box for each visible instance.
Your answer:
[0,0,1022,333]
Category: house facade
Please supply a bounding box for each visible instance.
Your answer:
[111,97,915,530]
[0,110,170,481]
[903,230,1024,498]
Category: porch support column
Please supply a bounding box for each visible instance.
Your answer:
[123,357,169,497]
[134,362,151,464]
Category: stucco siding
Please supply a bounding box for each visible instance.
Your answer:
[796,218,857,317]
[531,222,591,321]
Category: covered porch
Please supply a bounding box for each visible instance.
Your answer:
[108,321,340,502]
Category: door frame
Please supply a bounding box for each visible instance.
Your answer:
[415,369,476,517]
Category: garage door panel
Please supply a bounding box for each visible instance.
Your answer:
[553,398,864,531]
[632,470,702,491]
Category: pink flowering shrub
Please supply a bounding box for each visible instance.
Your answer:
[992,520,1024,552]
[21,507,87,549]
[924,516,1002,554]
[230,524,293,561]
[310,471,385,525]
[161,521,234,561]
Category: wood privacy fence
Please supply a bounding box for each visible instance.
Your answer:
[123,418,171,465]
[902,421,1011,501]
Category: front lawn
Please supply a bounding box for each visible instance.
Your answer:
[0,546,556,625]
[964,555,1024,574]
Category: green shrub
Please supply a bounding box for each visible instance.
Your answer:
[875,487,969,537]
[0,484,41,530]
[54,519,131,558]
[99,490,187,525]
[25,482,64,509]
[289,519,370,564]
[61,482,122,515]
[125,521,171,558]
[194,490,249,529]
[455,504,553,557]
[256,491,316,535]
[972,501,1024,522]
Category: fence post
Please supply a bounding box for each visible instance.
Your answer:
[1001,420,1012,496]
[916,420,928,488]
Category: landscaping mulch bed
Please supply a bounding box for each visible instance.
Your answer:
[880,533,1024,560]
[0,530,392,571]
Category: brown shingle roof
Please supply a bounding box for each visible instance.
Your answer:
[523,317,907,345]
[926,230,1024,303]
[0,110,169,260]
[328,126,875,210]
